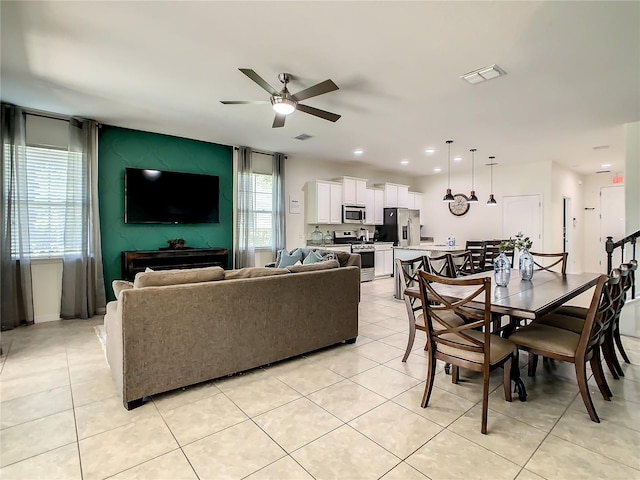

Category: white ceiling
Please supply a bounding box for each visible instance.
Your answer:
[1,1,638,176]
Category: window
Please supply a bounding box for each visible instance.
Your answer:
[9,145,84,257]
[237,172,273,248]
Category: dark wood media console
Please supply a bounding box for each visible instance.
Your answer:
[121,248,229,281]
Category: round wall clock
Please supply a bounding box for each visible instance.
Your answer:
[449,193,470,216]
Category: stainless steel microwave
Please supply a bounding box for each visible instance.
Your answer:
[342,205,366,224]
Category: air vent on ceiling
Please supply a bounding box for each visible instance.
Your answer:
[593,145,610,150]
[596,170,611,174]
[294,133,312,140]
[461,64,506,84]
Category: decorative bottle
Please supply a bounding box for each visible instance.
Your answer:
[310,226,323,246]
[519,249,534,281]
[494,252,511,287]
[324,230,333,245]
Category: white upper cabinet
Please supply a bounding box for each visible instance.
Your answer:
[374,183,410,208]
[409,191,424,225]
[364,188,375,225]
[305,180,343,224]
[336,177,368,206]
[374,189,384,224]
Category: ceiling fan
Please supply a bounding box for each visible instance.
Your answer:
[220,68,341,128]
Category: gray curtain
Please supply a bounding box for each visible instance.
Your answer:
[234,146,255,268]
[272,152,286,259]
[0,104,34,330]
[60,119,106,319]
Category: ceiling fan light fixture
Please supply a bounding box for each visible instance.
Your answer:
[271,97,297,115]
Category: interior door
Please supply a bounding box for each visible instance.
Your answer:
[600,185,625,272]
[502,195,542,265]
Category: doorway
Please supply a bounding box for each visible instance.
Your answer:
[600,185,625,272]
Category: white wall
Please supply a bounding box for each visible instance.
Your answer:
[284,156,420,249]
[415,161,553,247]
[625,121,640,235]
[550,163,585,273]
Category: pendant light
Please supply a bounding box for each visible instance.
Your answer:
[442,140,455,202]
[468,148,479,202]
[487,156,497,206]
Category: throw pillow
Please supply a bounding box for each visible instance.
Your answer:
[303,250,323,265]
[287,259,340,273]
[112,280,133,298]
[277,249,302,268]
[320,251,337,262]
[134,266,225,288]
[145,267,154,272]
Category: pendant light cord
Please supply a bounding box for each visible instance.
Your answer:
[447,140,453,189]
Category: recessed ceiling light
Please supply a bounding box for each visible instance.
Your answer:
[353,149,364,156]
[454,156,462,162]
[425,149,435,155]
[400,160,409,165]
[433,167,441,173]
[601,163,611,168]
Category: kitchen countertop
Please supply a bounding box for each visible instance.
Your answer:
[393,245,465,252]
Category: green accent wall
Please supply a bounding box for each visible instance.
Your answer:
[98,126,233,300]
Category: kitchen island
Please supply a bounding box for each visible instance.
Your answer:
[393,244,466,298]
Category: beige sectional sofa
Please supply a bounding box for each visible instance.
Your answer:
[104,253,361,410]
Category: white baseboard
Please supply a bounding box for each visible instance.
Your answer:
[35,314,62,323]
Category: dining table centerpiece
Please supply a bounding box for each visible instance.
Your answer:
[514,232,534,280]
[495,240,513,287]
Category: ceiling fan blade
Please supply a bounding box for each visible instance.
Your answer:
[220,100,269,105]
[292,79,338,101]
[239,68,278,95]
[297,104,341,122]
[272,113,286,128]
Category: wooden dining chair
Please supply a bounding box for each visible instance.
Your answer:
[449,250,476,277]
[426,253,455,278]
[549,266,630,379]
[612,259,637,368]
[507,274,612,423]
[418,271,516,434]
[396,257,465,363]
[483,240,514,271]
[530,251,568,274]
[465,240,486,271]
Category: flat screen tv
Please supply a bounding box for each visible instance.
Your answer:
[125,168,219,224]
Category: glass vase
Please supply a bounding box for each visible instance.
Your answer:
[519,249,534,280]
[310,226,323,246]
[494,252,511,287]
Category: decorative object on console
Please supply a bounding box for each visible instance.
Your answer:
[448,194,470,216]
[468,148,479,202]
[310,226,323,246]
[167,238,186,249]
[443,140,455,203]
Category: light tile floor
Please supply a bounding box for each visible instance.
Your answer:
[1,277,640,480]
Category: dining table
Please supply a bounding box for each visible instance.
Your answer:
[403,268,603,401]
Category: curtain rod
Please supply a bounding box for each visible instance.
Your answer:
[233,146,287,159]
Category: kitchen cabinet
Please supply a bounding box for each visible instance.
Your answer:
[336,177,367,206]
[374,243,394,276]
[365,187,385,225]
[305,180,343,224]
[374,183,410,209]
[408,191,424,225]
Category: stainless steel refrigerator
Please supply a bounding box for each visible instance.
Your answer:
[379,208,421,246]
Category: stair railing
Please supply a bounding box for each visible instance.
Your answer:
[606,230,639,298]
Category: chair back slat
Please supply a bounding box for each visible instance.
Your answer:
[450,250,476,277]
[418,271,492,360]
[530,251,568,274]
[464,241,486,271]
[426,253,455,278]
[396,256,429,310]
[577,274,614,360]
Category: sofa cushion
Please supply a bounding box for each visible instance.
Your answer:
[277,249,302,268]
[303,250,323,265]
[287,259,340,273]
[225,267,290,280]
[112,280,134,298]
[133,266,225,288]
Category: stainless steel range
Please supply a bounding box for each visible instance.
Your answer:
[334,230,375,282]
